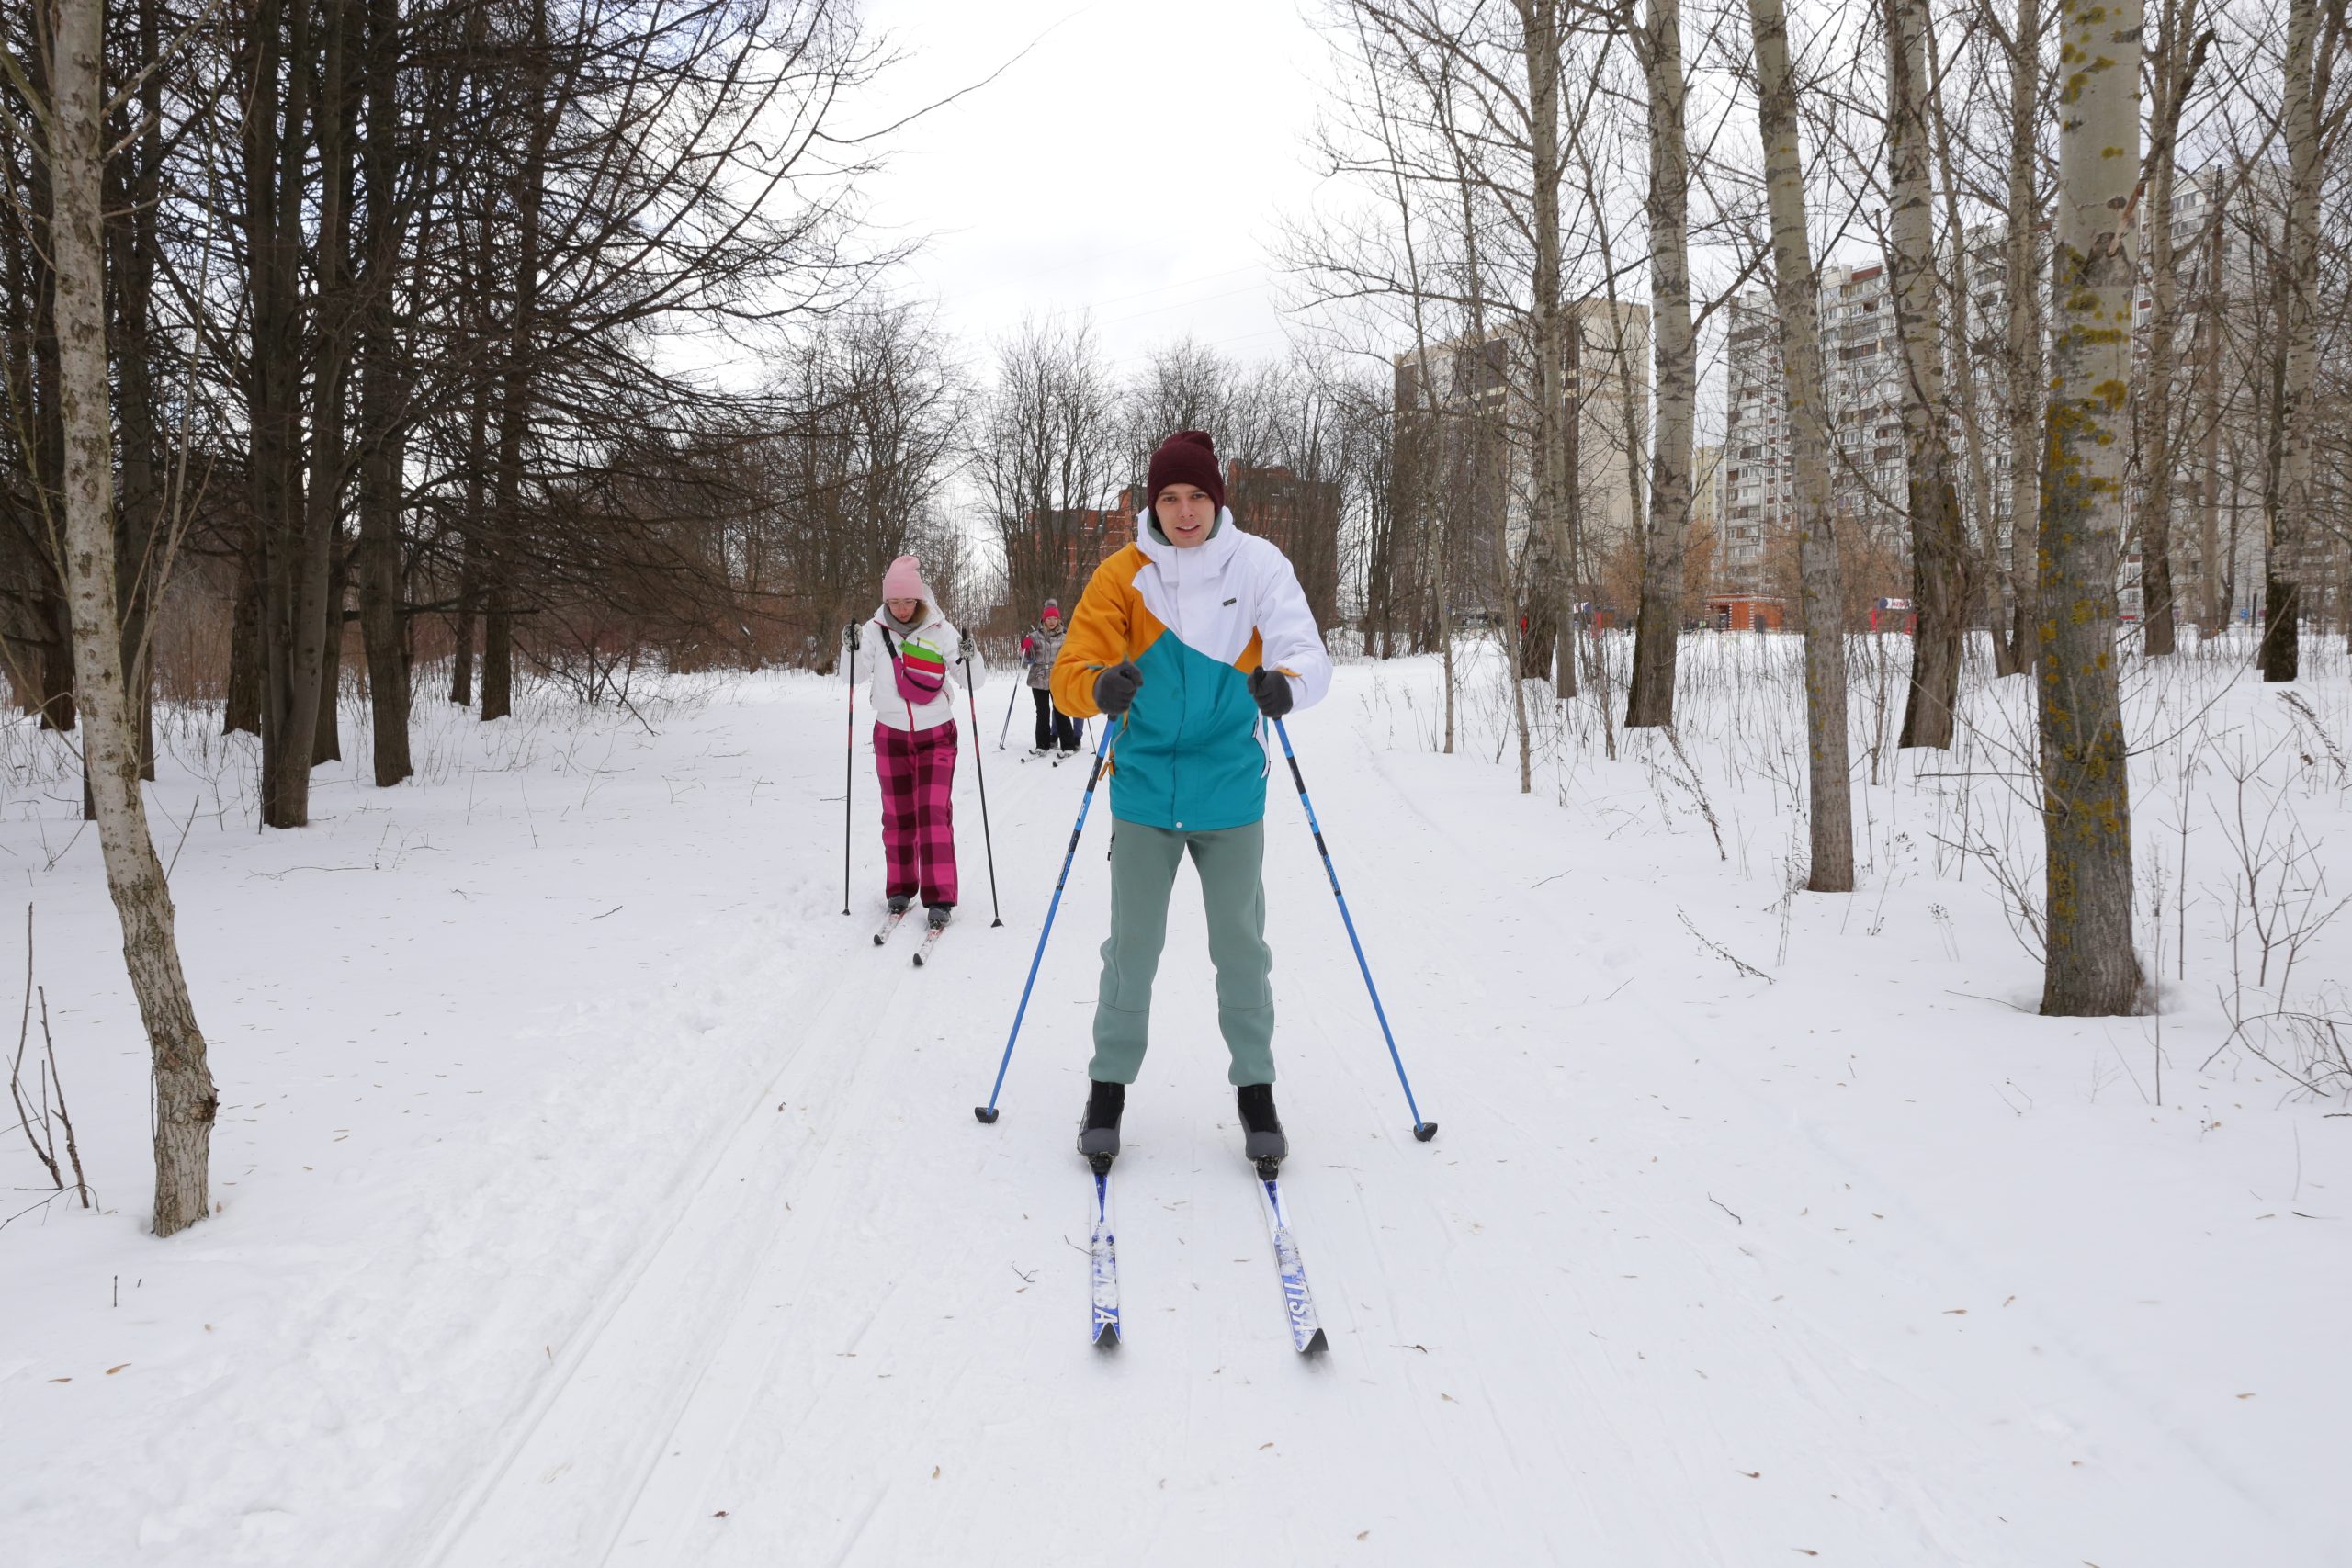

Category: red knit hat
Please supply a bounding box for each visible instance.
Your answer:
[1147,429,1225,513]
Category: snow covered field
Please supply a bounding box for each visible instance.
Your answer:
[3,635,2347,1566]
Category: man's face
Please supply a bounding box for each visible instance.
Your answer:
[1154,485,1216,548]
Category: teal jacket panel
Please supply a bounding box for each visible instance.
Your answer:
[1107,634,1267,832]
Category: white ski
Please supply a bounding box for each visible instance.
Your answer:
[911,920,946,966]
[1256,1174,1328,1354]
[1089,1169,1120,1347]
[872,908,909,946]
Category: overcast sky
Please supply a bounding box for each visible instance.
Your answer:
[853,0,1340,378]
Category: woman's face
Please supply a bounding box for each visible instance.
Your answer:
[1154,485,1216,548]
[885,596,922,620]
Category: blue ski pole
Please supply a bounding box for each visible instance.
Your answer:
[975,716,1120,1123]
[1272,716,1436,1142]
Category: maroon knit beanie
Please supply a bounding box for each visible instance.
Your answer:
[1147,429,1226,514]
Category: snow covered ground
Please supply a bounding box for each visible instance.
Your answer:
[2,636,2346,1566]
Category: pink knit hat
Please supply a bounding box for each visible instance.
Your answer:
[881,555,930,604]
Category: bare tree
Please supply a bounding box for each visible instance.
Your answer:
[1623,0,1696,730]
[2260,0,2343,682]
[14,0,216,1234]
[2135,0,2211,656]
[1747,0,1853,892]
[978,317,1119,626]
[1885,0,1964,748]
[2036,0,2143,1016]
[1993,0,2049,677]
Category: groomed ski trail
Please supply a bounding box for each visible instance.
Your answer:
[409,913,931,1568]
[412,682,2305,1567]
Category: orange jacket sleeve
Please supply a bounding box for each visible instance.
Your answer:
[1050,554,1135,719]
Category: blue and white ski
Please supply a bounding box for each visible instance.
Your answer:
[1257,1175,1328,1354]
[1089,1169,1120,1346]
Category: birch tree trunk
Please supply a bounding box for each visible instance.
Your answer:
[2136,0,2204,657]
[1888,0,1964,748]
[2193,202,2228,635]
[1518,0,1570,697]
[1625,0,1694,729]
[2261,0,2332,683]
[1747,0,1854,891]
[1996,0,2045,678]
[2037,0,2143,1016]
[1923,17,1999,676]
[44,0,217,1235]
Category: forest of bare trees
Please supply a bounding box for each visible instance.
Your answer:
[1280,0,2351,1015]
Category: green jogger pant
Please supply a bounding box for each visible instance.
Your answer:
[1089,819,1275,1087]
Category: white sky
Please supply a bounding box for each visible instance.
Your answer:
[852,0,1340,377]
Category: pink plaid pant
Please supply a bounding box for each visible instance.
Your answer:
[874,719,958,907]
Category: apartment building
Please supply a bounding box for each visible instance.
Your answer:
[1721,164,2288,626]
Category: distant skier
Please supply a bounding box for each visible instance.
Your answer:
[1052,430,1331,1170]
[860,556,982,931]
[1018,600,1080,758]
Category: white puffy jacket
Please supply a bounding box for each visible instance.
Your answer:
[859,608,983,733]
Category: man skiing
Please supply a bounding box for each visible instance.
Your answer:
[1018,600,1079,758]
[1052,429,1332,1172]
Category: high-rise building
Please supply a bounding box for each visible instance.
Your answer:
[1721,261,1907,599]
[1720,164,2282,626]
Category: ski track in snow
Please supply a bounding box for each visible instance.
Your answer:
[2,661,2345,1566]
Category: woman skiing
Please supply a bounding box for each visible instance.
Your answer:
[859,556,981,930]
[1051,429,1331,1170]
[1019,600,1080,758]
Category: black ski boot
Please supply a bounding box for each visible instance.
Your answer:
[926,903,953,930]
[1238,1083,1287,1177]
[1077,1080,1124,1174]
[887,894,912,915]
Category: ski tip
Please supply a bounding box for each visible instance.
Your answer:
[1092,1325,1120,1348]
[1413,1122,1439,1144]
[911,953,924,966]
[873,934,886,946]
[973,1105,1000,1124]
[1301,1327,1329,1355]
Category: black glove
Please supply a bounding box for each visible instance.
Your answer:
[1093,661,1143,716]
[1248,666,1294,719]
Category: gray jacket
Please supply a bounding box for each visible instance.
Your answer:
[1020,623,1066,691]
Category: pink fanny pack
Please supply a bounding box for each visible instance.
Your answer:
[881,626,949,705]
